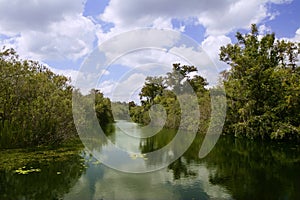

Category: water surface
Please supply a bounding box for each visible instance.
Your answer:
[1,120,299,199]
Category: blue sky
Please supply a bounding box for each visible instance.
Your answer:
[0,0,299,101]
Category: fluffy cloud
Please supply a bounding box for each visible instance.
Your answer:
[0,0,97,61]
[0,0,83,35]
[112,49,188,70]
[100,0,292,36]
[97,28,181,59]
[201,35,231,60]
[1,0,292,63]
[197,1,268,35]
[98,73,147,102]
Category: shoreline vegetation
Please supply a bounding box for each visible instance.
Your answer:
[1,24,299,150]
[0,48,114,149]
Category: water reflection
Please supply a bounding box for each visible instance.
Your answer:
[64,121,233,199]
[202,136,300,200]
[69,120,299,200]
[90,120,197,173]
[1,120,299,199]
[63,154,230,200]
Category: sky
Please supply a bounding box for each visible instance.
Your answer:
[0,0,299,102]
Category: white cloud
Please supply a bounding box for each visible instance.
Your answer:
[200,35,232,81]
[0,0,97,61]
[97,29,182,67]
[112,49,188,69]
[0,0,84,35]
[201,35,231,61]
[201,35,232,72]
[99,0,291,37]
[258,24,272,35]
[15,15,97,61]
[97,80,117,97]
[197,1,268,35]
[49,67,80,82]
[169,45,210,67]
[1,0,292,66]
[96,73,147,102]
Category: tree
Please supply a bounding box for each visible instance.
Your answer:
[166,63,198,94]
[131,63,210,131]
[0,47,79,147]
[92,89,114,126]
[139,76,166,106]
[0,47,114,148]
[220,24,300,140]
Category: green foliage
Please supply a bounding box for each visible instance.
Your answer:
[111,101,131,120]
[0,48,76,147]
[220,24,300,140]
[0,48,114,148]
[130,63,211,131]
[91,89,114,126]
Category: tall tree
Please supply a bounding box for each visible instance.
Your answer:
[220,24,300,140]
[131,63,210,130]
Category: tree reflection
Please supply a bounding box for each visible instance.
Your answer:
[140,131,300,199]
[139,130,204,179]
[167,157,197,180]
[203,136,300,200]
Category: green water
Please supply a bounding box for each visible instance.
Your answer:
[0,120,299,200]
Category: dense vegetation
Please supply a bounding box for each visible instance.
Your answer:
[129,63,211,132]
[220,24,300,140]
[111,101,131,120]
[0,48,114,148]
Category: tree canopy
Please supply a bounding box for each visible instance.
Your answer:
[220,24,300,140]
[130,63,210,131]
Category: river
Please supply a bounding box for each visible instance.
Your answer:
[0,120,299,200]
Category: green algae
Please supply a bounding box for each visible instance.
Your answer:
[0,141,84,171]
